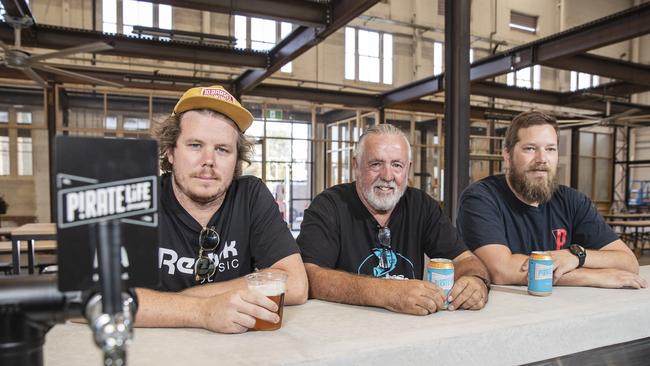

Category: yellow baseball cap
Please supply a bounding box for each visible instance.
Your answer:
[172,85,254,132]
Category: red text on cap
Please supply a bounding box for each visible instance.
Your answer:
[201,88,235,103]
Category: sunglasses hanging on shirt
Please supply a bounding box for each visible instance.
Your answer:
[377,226,392,270]
[194,226,220,282]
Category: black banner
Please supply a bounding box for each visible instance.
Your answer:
[54,136,159,291]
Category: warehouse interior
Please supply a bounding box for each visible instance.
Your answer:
[0,0,648,236]
[1,1,650,365]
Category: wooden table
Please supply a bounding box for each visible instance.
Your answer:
[44,267,650,366]
[11,223,57,275]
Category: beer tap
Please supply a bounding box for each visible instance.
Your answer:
[84,220,137,366]
[0,220,138,366]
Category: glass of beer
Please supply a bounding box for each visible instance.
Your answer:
[245,272,287,331]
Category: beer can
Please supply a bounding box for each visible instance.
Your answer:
[528,251,553,296]
[426,258,454,309]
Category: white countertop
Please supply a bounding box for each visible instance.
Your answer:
[44,266,650,366]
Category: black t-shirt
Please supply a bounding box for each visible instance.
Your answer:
[157,173,299,292]
[456,174,618,254]
[297,182,467,280]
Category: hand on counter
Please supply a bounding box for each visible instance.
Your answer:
[447,275,489,311]
[384,279,446,316]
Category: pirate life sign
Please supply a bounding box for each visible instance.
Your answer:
[54,135,159,291]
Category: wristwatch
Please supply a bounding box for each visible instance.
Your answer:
[569,244,586,268]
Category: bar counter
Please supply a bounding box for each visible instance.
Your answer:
[45,266,650,365]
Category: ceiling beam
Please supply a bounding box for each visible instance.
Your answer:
[381,2,650,106]
[0,22,268,68]
[579,81,650,98]
[542,54,650,87]
[145,0,329,27]
[233,0,380,95]
[534,3,650,62]
[2,63,649,118]
[248,84,380,108]
[471,82,563,105]
[0,0,33,20]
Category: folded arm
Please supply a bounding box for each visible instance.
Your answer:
[474,241,646,289]
[305,263,445,315]
[552,240,645,288]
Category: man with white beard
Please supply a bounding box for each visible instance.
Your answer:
[457,111,646,288]
[297,124,490,315]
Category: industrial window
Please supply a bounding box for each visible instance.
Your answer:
[235,16,293,73]
[243,115,313,231]
[0,128,8,176]
[345,27,393,84]
[123,117,149,131]
[102,0,172,37]
[509,11,537,33]
[578,131,612,202]
[0,109,35,177]
[506,65,541,89]
[433,42,474,76]
[17,129,32,176]
[17,111,32,124]
[570,71,600,91]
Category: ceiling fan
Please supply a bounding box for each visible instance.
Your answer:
[0,17,123,88]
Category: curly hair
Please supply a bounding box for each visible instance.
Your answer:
[153,109,254,176]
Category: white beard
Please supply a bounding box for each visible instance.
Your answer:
[362,179,405,211]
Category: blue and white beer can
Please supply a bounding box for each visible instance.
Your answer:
[528,251,553,296]
[426,258,454,309]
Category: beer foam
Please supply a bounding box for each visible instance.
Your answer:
[250,281,285,296]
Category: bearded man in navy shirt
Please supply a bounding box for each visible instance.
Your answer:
[457,111,646,289]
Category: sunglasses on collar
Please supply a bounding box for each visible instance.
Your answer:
[194,226,220,282]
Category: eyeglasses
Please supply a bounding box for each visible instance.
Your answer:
[377,226,391,270]
[194,226,220,282]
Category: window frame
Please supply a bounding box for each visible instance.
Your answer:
[102,0,172,38]
[344,27,393,85]
[234,15,294,73]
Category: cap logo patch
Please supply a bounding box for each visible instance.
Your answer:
[201,88,235,103]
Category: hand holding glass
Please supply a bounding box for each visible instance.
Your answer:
[245,272,287,331]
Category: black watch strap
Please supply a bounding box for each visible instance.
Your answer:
[569,244,586,268]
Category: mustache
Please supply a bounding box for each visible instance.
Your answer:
[193,169,218,179]
[372,180,397,189]
[527,164,551,172]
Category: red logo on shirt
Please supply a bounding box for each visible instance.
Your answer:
[552,228,567,250]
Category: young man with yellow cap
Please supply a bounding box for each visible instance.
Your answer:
[136,85,308,333]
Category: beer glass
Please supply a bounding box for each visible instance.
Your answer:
[245,272,287,331]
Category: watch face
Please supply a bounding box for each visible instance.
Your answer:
[570,244,586,257]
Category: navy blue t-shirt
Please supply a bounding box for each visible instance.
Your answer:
[297,182,467,280]
[457,174,618,254]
